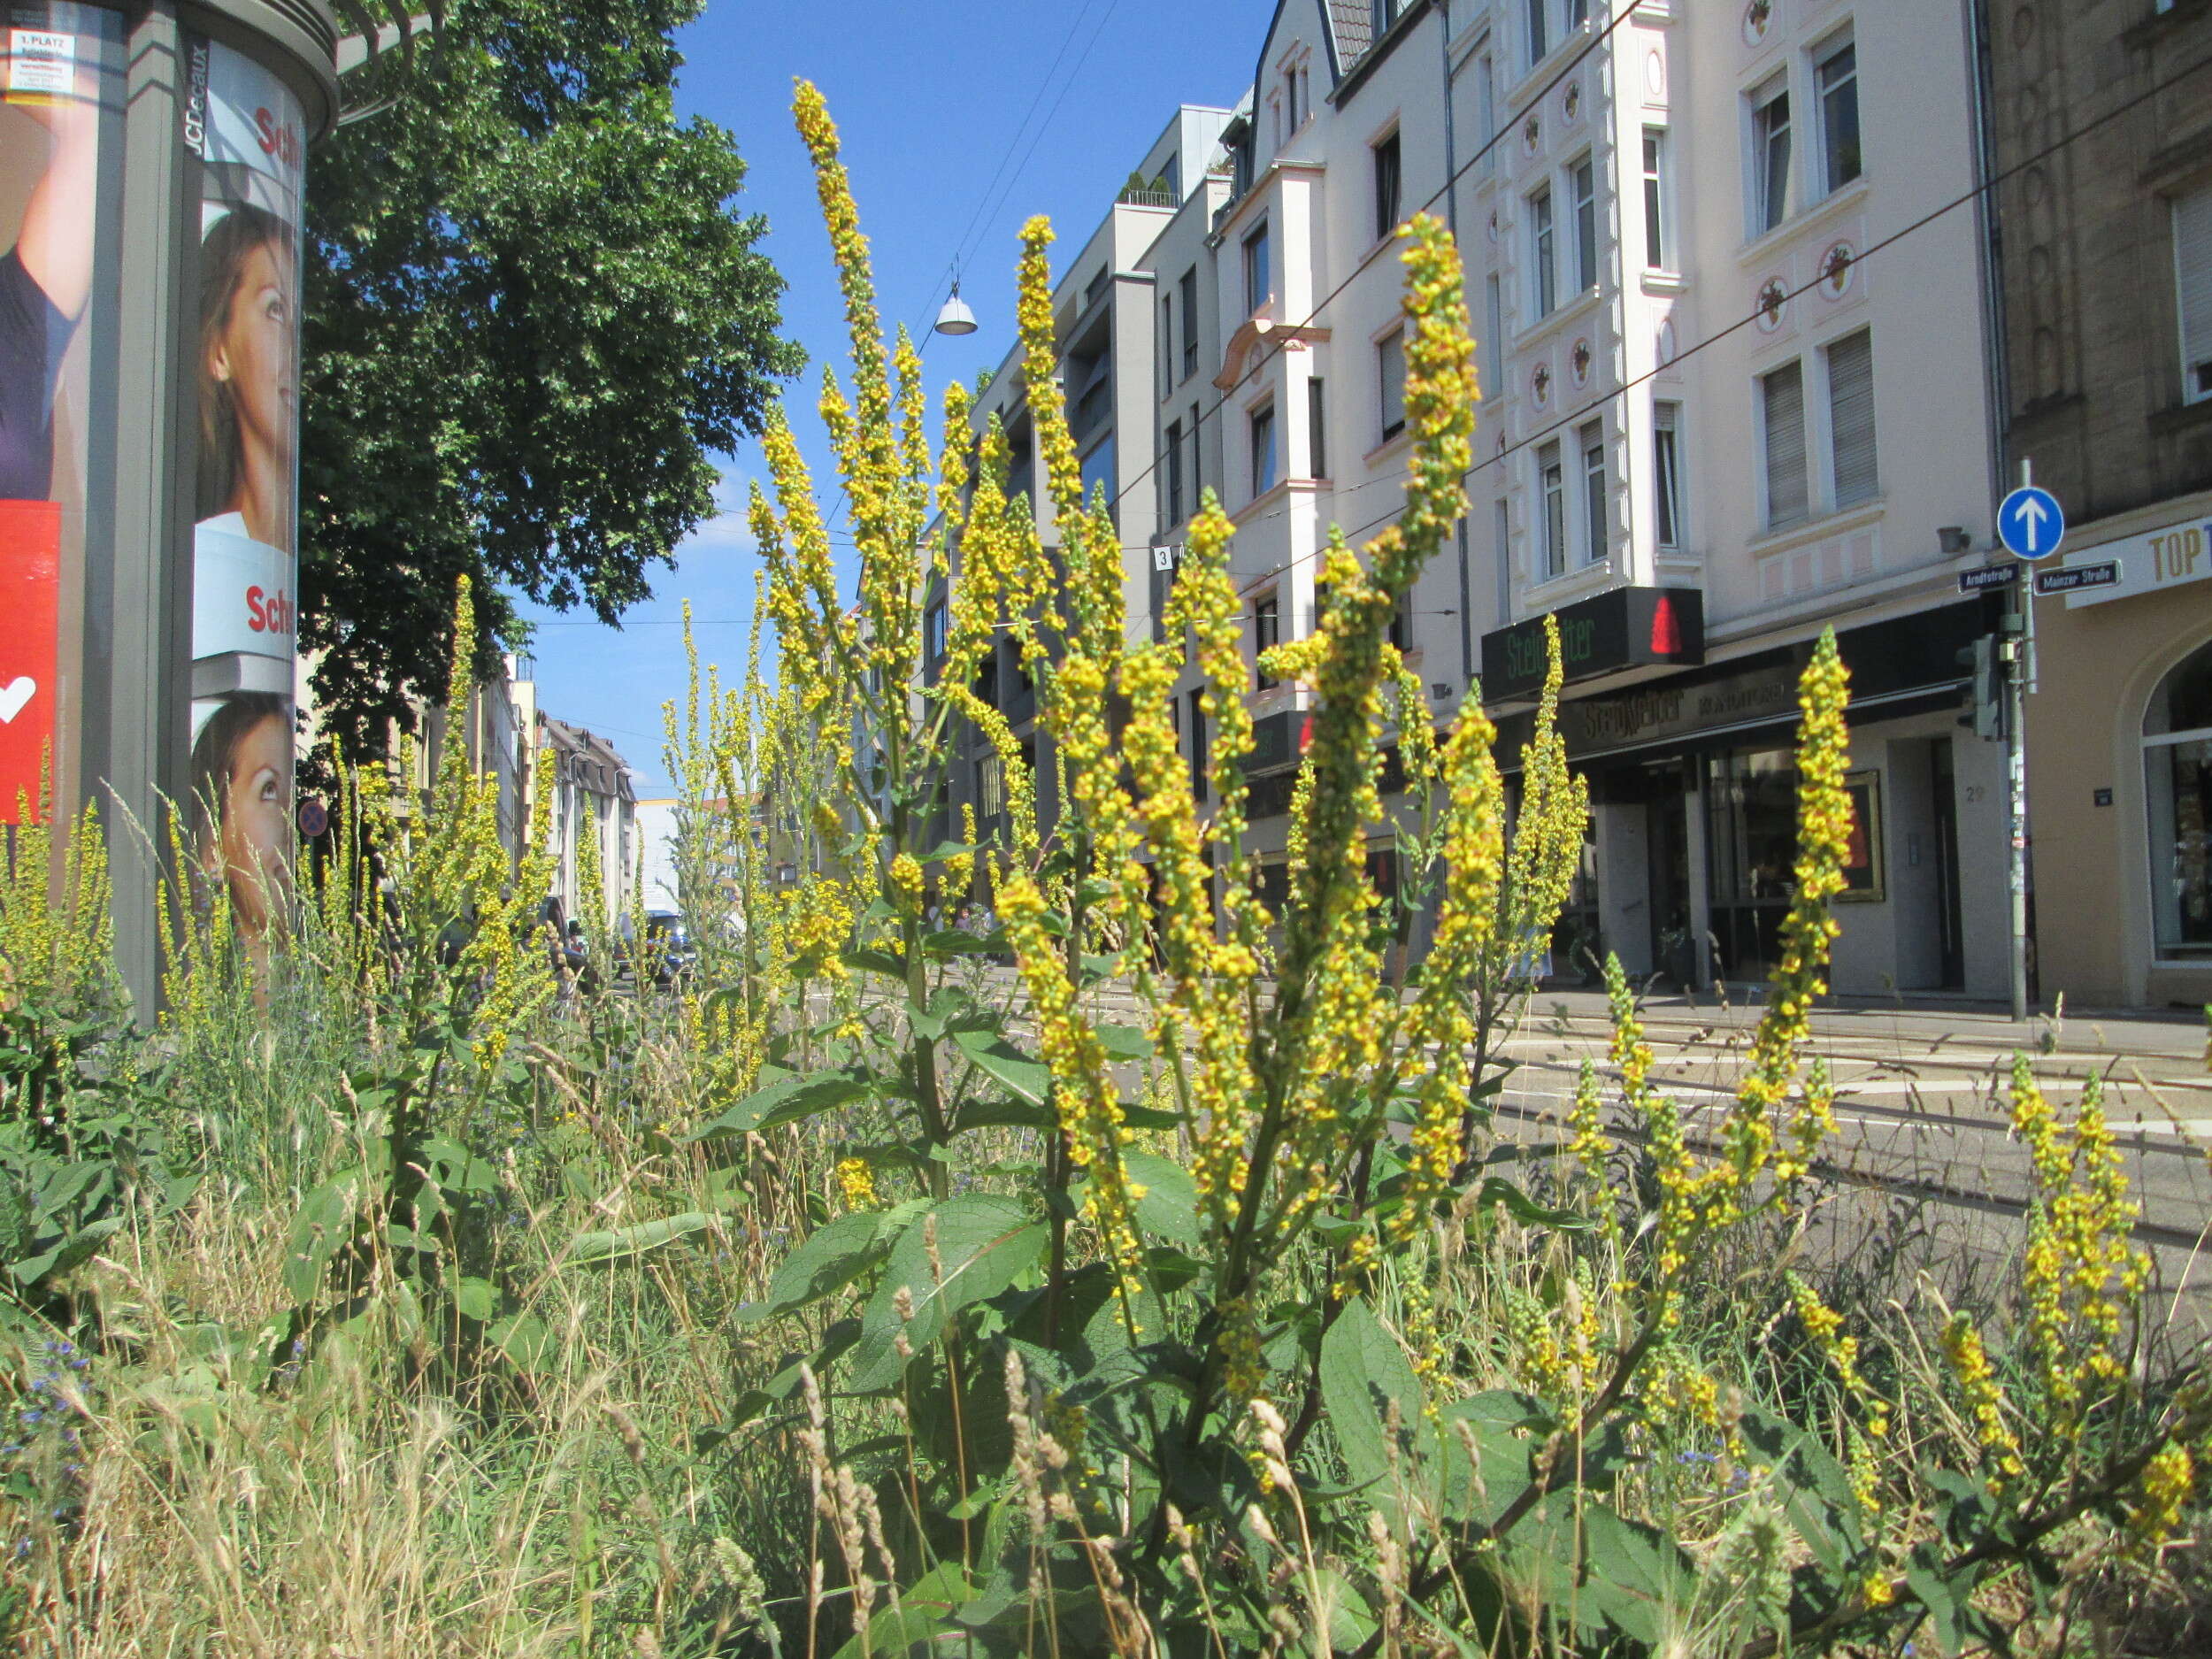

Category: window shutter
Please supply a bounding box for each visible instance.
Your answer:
[1763,363,1808,528]
[1827,331,1878,508]
[2177,188,2212,400]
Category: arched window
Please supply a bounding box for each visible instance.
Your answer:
[2144,640,2212,955]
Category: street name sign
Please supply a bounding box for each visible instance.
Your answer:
[1958,563,2021,594]
[2033,560,2118,596]
[1998,484,2066,560]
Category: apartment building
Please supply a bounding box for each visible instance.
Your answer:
[943,1,2014,996]
[2000,0,2212,1008]
[939,105,1234,851]
[537,714,636,929]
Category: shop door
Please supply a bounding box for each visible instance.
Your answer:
[1645,764,1695,985]
[1932,740,1965,988]
[1704,749,1800,983]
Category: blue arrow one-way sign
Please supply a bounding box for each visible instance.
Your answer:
[1997,485,2066,561]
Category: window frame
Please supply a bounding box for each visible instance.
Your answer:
[2174,185,2212,404]
[1814,33,1862,198]
[1243,220,1272,318]
[1164,417,1186,526]
[1373,127,1403,244]
[1188,687,1210,803]
[1641,126,1671,271]
[1249,399,1278,501]
[1579,419,1608,566]
[1526,0,1548,65]
[1654,399,1684,550]
[1179,267,1200,380]
[1750,73,1794,237]
[1824,326,1878,510]
[1571,152,1599,294]
[1308,375,1327,478]
[1538,439,1567,579]
[1378,327,1408,443]
[1254,590,1281,690]
[1531,183,1557,316]
[1759,358,1810,531]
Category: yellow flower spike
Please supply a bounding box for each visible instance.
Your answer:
[1792,1274,1889,1440]
[1939,1312,2024,1488]
[837,1156,880,1211]
[2128,1440,2194,1548]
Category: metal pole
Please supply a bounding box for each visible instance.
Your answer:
[2006,459,2032,1023]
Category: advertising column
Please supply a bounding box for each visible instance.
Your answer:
[0,5,119,824]
[185,34,303,955]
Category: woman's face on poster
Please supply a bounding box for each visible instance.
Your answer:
[208,239,296,485]
[211,710,289,933]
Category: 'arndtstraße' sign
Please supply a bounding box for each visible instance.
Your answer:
[1479,587,1705,701]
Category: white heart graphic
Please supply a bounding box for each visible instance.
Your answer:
[0,678,36,724]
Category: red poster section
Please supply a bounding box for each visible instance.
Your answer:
[0,501,59,823]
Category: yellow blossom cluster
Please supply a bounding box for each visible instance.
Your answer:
[1939,1311,2024,1487]
[836,1156,879,1211]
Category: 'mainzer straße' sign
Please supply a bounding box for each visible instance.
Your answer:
[1479,588,1706,700]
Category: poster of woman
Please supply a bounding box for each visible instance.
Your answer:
[0,6,115,822]
[188,36,305,948]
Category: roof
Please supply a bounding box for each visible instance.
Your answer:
[539,715,637,803]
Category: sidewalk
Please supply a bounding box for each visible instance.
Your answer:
[1521,983,2210,1064]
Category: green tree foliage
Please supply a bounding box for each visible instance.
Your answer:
[298,0,803,758]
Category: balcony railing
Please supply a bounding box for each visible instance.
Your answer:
[1117,184,1178,209]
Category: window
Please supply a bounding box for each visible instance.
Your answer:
[1378,329,1407,441]
[1179,268,1199,380]
[1164,418,1185,526]
[1568,0,1588,25]
[1283,59,1303,132]
[1161,296,1175,392]
[1373,130,1402,242]
[1580,420,1607,565]
[1531,185,1556,315]
[1249,402,1278,498]
[1244,223,1271,316]
[1476,53,1496,179]
[1539,440,1566,578]
[1527,0,1548,65]
[977,753,1005,823]
[1389,592,1410,653]
[1188,688,1210,803]
[2176,186,2212,403]
[924,597,949,667]
[1308,377,1327,477]
[1572,156,1598,291]
[1760,360,1809,529]
[1654,400,1684,549]
[1188,403,1202,500]
[1312,579,1332,634]
[1494,498,1511,619]
[1080,434,1117,526]
[1642,127,1670,269]
[1254,591,1281,689]
[1373,0,1401,34]
[1826,329,1878,508]
[1816,39,1862,196]
[1485,274,1503,401]
[2146,641,2212,954]
[1752,77,1793,234]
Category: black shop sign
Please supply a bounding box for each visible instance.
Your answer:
[1480,587,1705,700]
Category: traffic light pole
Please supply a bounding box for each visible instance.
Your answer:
[2004,461,2038,1025]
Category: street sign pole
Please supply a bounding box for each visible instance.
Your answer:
[2006,461,2034,1024]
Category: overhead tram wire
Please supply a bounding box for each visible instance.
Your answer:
[1218,48,2212,603]
[1102,1,1644,533]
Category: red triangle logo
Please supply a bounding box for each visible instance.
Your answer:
[1649,594,1682,657]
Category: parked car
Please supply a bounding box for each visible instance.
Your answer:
[615,910,697,987]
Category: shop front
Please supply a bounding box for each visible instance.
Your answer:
[1487,597,2011,999]
[2026,488,2212,1008]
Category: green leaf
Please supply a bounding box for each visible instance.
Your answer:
[1095,1022,1153,1060]
[1471,1176,1594,1233]
[454,1276,500,1321]
[10,1217,123,1286]
[955,1098,1056,1133]
[1437,1391,1543,1525]
[1125,1150,1202,1250]
[687,1071,868,1141]
[743,1208,904,1324]
[951,1028,1052,1107]
[565,1210,714,1265]
[1319,1297,1432,1490]
[283,1168,367,1305]
[841,946,906,979]
[1505,1492,1697,1643]
[488,1311,557,1373]
[849,1195,1048,1391]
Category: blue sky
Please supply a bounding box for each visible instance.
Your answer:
[513,0,1275,795]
